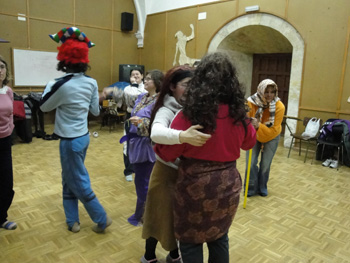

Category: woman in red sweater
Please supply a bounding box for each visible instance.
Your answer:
[155,52,256,263]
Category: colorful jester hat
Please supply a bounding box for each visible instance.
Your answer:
[49,27,95,64]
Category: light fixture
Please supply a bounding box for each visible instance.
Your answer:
[245,5,260,13]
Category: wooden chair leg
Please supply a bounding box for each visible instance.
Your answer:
[304,140,310,163]
[311,143,318,165]
[288,137,294,158]
[299,139,302,156]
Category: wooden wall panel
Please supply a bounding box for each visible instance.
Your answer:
[340,41,350,113]
[0,14,28,88]
[113,0,138,32]
[113,31,141,82]
[80,27,113,89]
[165,8,198,70]
[288,0,350,112]
[0,0,27,14]
[29,20,68,51]
[237,0,286,17]
[75,0,113,29]
[197,1,237,58]
[0,0,138,92]
[29,0,74,22]
[142,13,166,71]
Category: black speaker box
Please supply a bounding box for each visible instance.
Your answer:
[121,12,133,31]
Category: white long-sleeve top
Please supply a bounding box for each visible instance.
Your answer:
[151,94,182,169]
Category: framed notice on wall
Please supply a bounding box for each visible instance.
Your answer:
[12,48,64,87]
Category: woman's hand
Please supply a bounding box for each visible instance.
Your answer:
[130,76,136,84]
[129,116,142,126]
[179,125,211,146]
[250,117,260,130]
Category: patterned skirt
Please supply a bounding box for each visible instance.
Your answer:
[174,158,242,244]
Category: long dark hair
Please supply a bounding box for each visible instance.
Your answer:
[149,65,193,135]
[182,51,248,133]
[145,69,164,93]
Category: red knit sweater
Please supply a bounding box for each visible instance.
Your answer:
[155,104,256,162]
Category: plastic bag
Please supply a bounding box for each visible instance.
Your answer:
[301,117,320,138]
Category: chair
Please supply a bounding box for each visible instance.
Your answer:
[287,117,323,163]
[100,100,126,132]
[314,123,344,170]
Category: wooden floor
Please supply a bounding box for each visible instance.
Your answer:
[1,121,350,263]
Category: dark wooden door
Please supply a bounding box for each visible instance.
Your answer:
[251,53,292,112]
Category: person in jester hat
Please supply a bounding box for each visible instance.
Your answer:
[40,27,112,233]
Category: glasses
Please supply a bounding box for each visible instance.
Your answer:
[144,77,153,81]
[177,82,188,88]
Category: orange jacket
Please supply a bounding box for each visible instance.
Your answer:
[247,100,285,143]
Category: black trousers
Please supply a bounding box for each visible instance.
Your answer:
[180,233,229,263]
[0,136,15,224]
[29,98,45,135]
[123,112,134,176]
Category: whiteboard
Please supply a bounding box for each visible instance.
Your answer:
[12,48,64,87]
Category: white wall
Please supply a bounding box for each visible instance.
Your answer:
[147,0,219,14]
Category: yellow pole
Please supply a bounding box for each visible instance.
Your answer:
[243,149,252,209]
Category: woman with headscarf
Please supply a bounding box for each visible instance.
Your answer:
[245,79,285,197]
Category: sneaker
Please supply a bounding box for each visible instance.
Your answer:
[166,254,183,263]
[140,256,158,263]
[92,216,112,233]
[329,160,339,169]
[1,221,17,230]
[322,159,332,167]
[68,222,80,233]
[125,174,133,182]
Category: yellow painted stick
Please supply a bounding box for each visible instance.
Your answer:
[243,149,252,209]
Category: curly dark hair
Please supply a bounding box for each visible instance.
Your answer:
[182,51,248,133]
[57,61,90,73]
[149,65,193,135]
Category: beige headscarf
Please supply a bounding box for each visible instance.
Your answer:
[247,79,280,127]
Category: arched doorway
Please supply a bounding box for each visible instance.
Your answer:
[208,13,305,147]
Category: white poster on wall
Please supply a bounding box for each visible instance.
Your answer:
[12,48,63,87]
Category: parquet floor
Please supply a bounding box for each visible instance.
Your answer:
[1,121,350,263]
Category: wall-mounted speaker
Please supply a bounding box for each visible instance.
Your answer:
[121,12,133,31]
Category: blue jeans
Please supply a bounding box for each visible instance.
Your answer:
[180,233,229,263]
[60,134,107,229]
[245,135,280,196]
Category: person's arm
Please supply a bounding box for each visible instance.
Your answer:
[173,43,179,66]
[256,101,285,142]
[154,112,189,162]
[90,82,100,116]
[151,107,211,146]
[129,116,151,137]
[241,122,257,150]
[186,24,195,41]
[39,81,62,112]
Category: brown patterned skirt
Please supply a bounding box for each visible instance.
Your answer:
[174,158,242,244]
